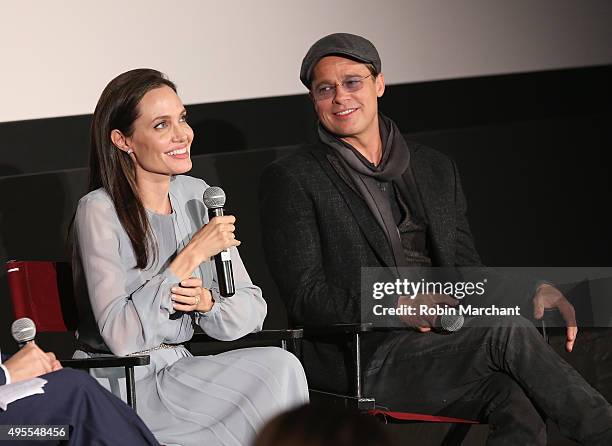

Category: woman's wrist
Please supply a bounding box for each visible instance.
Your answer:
[196,289,215,313]
[169,245,203,280]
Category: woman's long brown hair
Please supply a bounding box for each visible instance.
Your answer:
[88,68,176,269]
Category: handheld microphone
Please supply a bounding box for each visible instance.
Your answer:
[203,186,235,297]
[11,317,36,347]
[434,313,464,333]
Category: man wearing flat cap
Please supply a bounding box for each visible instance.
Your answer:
[260,33,612,444]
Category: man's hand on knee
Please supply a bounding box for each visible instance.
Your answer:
[533,283,578,352]
[4,342,62,383]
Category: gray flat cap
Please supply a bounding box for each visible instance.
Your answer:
[300,33,381,88]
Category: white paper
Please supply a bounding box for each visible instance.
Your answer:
[0,378,47,410]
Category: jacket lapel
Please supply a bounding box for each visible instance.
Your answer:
[310,147,396,268]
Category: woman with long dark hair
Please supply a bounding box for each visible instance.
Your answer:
[72,68,308,446]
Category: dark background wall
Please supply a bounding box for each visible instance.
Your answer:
[1,65,611,356]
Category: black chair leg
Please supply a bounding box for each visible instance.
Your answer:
[440,424,472,446]
[288,338,301,358]
[125,366,137,412]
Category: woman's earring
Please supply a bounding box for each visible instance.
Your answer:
[127,149,133,155]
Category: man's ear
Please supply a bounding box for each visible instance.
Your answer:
[376,73,385,98]
[111,129,131,153]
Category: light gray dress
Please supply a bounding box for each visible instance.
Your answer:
[72,175,308,446]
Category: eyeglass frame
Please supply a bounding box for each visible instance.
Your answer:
[310,73,375,101]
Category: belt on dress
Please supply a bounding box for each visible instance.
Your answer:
[76,340,184,356]
[128,343,184,356]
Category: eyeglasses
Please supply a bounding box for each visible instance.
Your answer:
[311,74,373,101]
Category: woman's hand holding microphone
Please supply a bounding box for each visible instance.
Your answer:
[169,215,240,312]
[188,215,240,262]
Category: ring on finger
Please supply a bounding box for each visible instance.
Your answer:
[194,294,201,306]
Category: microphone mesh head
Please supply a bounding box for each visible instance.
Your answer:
[440,314,464,332]
[203,186,226,208]
[11,317,36,343]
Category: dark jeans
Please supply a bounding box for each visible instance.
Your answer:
[364,316,612,445]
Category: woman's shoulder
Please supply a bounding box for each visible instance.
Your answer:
[170,175,209,200]
[78,188,113,209]
[76,189,118,221]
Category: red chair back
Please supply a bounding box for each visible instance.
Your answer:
[5,260,78,332]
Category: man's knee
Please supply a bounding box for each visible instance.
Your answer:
[484,315,536,329]
[45,368,106,400]
[481,315,543,343]
[42,367,82,385]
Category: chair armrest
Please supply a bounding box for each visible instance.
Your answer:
[301,323,373,336]
[190,329,303,344]
[303,315,557,338]
[60,355,150,412]
[60,355,150,369]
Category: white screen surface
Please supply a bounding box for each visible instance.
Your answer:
[1,0,611,123]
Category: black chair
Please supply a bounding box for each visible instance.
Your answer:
[188,328,302,352]
[5,260,150,412]
[301,309,561,445]
[302,323,478,445]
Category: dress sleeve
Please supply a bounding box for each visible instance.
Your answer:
[75,195,184,356]
[196,246,267,340]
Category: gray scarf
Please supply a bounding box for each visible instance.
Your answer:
[318,114,419,267]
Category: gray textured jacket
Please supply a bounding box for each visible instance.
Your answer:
[260,141,483,391]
